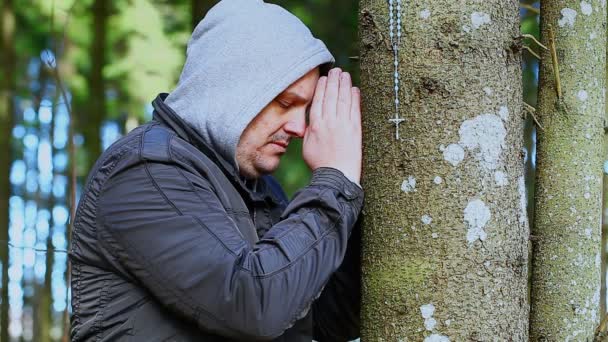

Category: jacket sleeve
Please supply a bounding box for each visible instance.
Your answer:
[312,218,361,342]
[97,152,363,341]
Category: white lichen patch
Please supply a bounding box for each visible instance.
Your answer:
[431,232,439,238]
[420,9,431,19]
[401,176,417,193]
[518,176,528,226]
[494,171,508,186]
[424,334,450,342]
[584,192,591,199]
[422,215,433,225]
[498,106,509,121]
[573,253,585,267]
[577,90,588,102]
[434,176,443,184]
[470,12,491,29]
[558,8,577,27]
[580,1,593,16]
[425,317,437,331]
[483,87,493,96]
[464,199,491,243]
[584,228,592,238]
[420,303,437,331]
[420,303,434,317]
[458,114,506,170]
[443,144,465,166]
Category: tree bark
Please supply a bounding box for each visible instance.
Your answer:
[82,0,108,175]
[602,6,608,327]
[0,0,15,341]
[530,1,606,339]
[359,0,529,339]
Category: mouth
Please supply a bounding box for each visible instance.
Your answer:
[269,141,288,153]
[271,141,289,148]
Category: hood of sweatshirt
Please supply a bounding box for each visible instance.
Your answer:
[164,0,335,173]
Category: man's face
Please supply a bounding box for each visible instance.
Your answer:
[236,67,320,179]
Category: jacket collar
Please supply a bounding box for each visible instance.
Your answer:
[151,93,281,205]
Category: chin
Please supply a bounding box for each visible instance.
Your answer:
[253,156,281,176]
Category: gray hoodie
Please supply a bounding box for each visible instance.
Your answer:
[165,0,335,172]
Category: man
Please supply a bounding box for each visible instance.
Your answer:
[69,0,363,341]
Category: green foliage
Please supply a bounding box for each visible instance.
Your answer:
[108,0,185,120]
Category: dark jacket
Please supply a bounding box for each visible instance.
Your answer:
[69,93,364,341]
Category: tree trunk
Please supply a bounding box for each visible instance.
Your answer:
[602,8,608,327]
[82,0,108,175]
[530,1,606,340]
[359,0,529,339]
[0,0,15,341]
[36,89,58,342]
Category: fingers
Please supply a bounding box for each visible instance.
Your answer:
[337,72,352,119]
[309,76,327,125]
[323,68,341,119]
[350,87,361,122]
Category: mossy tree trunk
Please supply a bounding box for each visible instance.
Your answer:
[530,1,606,340]
[359,0,529,339]
[0,0,15,341]
[603,6,608,325]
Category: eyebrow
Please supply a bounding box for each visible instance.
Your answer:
[281,91,311,103]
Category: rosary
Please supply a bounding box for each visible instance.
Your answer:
[388,0,404,140]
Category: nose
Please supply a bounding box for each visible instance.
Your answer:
[283,111,306,138]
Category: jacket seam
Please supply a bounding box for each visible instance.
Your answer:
[93,279,110,342]
[168,148,251,218]
[70,138,140,337]
[71,137,141,258]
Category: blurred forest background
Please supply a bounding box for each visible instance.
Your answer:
[0,0,544,340]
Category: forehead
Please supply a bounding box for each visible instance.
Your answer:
[281,68,320,99]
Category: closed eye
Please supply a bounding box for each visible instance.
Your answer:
[277,100,291,109]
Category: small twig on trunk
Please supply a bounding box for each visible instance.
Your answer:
[523,102,544,131]
[520,33,548,50]
[523,45,541,60]
[548,25,562,99]
[520,3,540,15]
